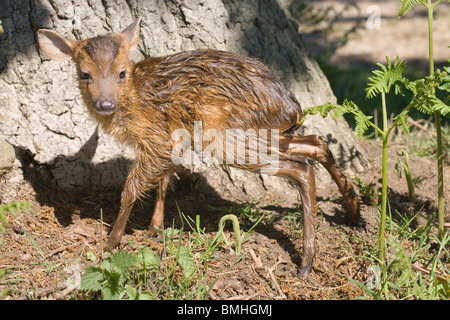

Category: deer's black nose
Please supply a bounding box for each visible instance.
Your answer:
[95,99,116,115]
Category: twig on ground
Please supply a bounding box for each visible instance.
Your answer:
[12,282,68,300]
[249,248,287,299]
[225,292,260,300]
[408,117,437,137]
[412,262,449,282]
[44,246,65,259]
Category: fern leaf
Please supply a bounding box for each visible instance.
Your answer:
[366,57,407,99]
[408,80,433,114]
[303,102,339,118]
[431,97,450,116]
[341,99,359,114]
[438,64,450,93]
[408,72,450,116]
[393,109,411,134]
[398,0,427,18]
[332,104,349,119]
[303,101,362,124]
[438,81,450,93]
[354,111,373,138]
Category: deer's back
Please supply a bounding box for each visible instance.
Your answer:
[132,50,302,135]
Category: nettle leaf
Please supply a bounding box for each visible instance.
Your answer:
[366,57,407,98]
[158,226,180,243]
[100,258,112,271]
[80,266,104,291]
[136,247,161,271]
[110,250,138,272]
[109,251,139,286]
[125,285,137,300]
[102,274,122,300]
[177,245,196,279]
[136,292,156,300]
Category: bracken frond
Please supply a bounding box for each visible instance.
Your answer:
[366,57,407,99]
[407,71,450,116]
[398,0,427,18]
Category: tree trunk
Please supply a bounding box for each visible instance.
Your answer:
[0,0,367,205]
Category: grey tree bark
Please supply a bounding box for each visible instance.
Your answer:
[0,0,367,206]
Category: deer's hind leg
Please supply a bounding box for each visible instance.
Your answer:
[274,159,319,278]
[280,135,360,224]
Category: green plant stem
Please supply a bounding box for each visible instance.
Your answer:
[435,112,444,239]
[218,214,242,254]
[426,0,444,240]
[427,1,434,76]
[378,92,388,265]
[403,153,416,203]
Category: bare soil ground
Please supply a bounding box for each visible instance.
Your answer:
[1,130,448,300]
[1,1,449,300]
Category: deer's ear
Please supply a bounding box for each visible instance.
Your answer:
[38,30,78,61]
[120,16,141,51]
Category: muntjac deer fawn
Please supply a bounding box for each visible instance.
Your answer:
[38,17,359,277]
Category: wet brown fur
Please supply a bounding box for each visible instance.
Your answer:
[38,18,359,277]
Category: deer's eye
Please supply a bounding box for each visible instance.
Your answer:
[80,71,90,80]
[119,70,126,79]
